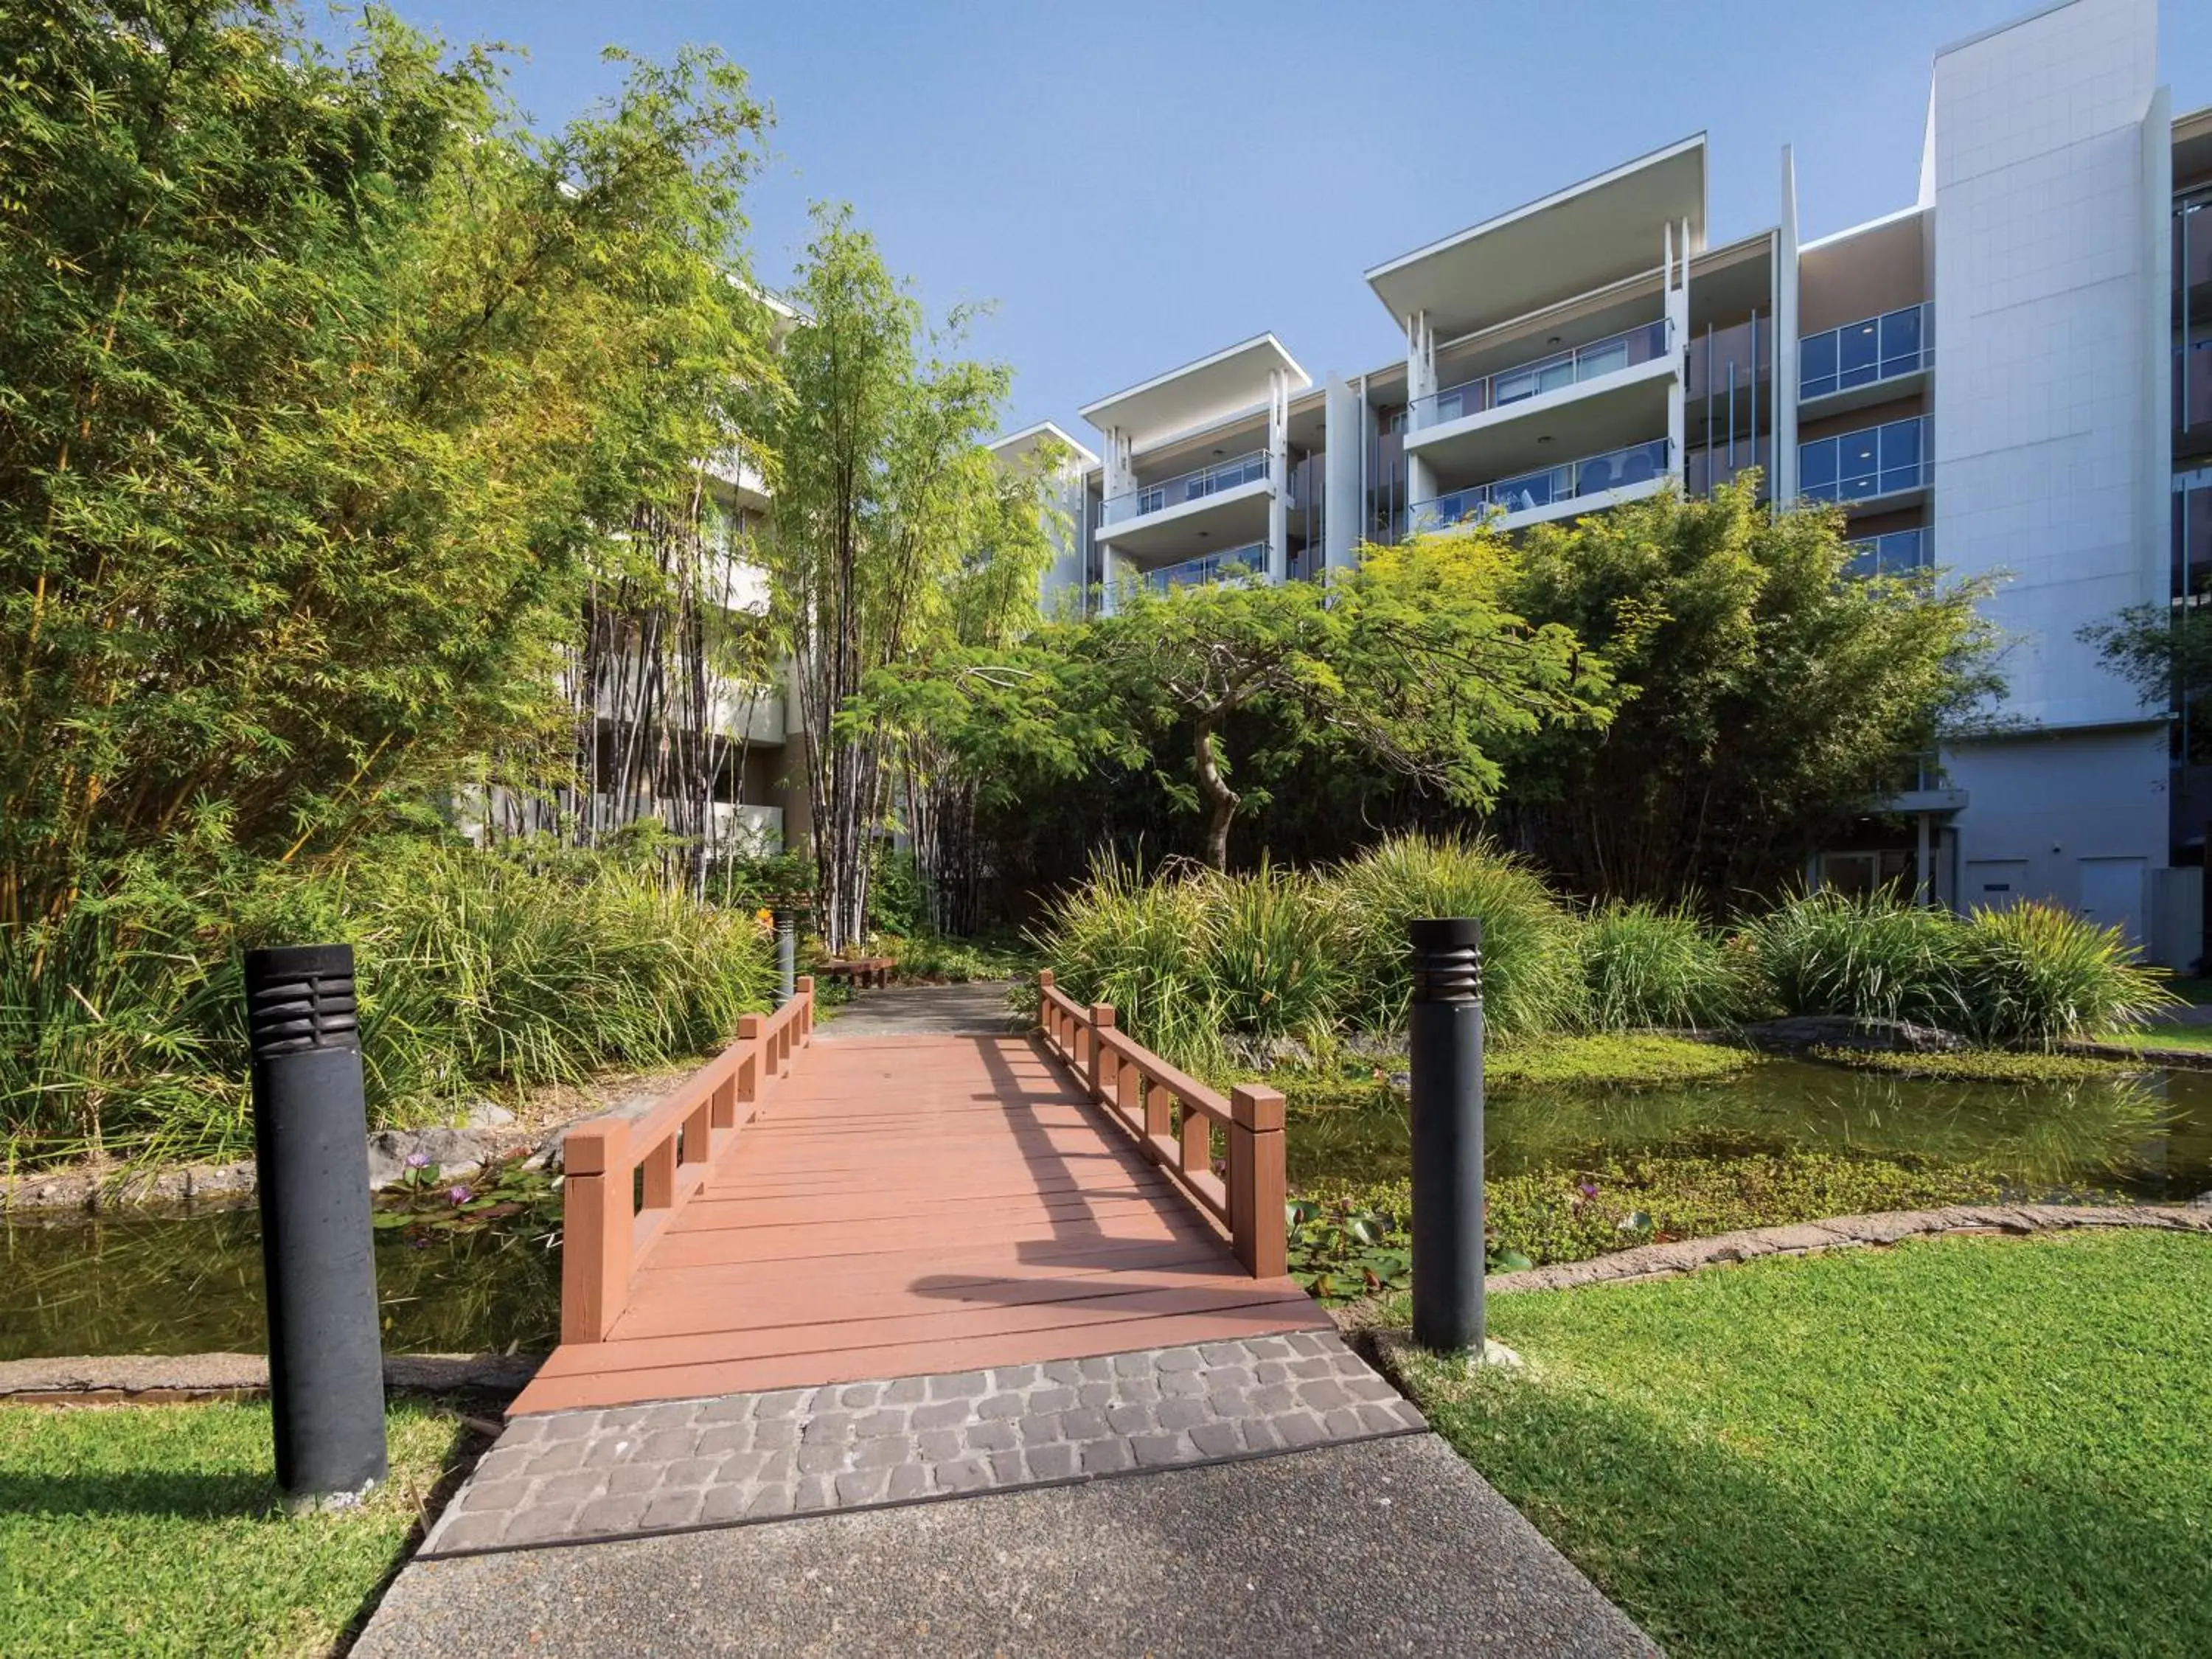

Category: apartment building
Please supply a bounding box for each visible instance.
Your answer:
[1032,0,2203,963]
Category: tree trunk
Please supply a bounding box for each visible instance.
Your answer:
[1192,714,1237,871]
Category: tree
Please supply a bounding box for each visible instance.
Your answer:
[1492,481,2001,904]
[866,535,1610,871]
[0,2,775,930]
[762,208,1018,950]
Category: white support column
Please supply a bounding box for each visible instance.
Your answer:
[1664,221,1688,490]
[1323,373,1360,573]
[1099,428,1134,615]
[1775,146,1801,504]
[1404,310,1437,511]
[1265,372,1290,584]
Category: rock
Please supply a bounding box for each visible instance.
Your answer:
[364,1127,516,1189]
[462,1099,515,1130]
[1739,1015,1969,1055]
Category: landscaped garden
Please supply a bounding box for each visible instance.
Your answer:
[1385,1230,2212,1658]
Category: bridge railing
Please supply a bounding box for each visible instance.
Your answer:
[560,978,815,1342]
[1036,970,1286,1279]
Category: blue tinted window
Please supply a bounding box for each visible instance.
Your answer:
[1837,320,1881,389]
[1837,431,1881,496]
[1879,307,1923,376]
[1880,420,1924,490]
[1801,332,1838,399]
[1800,437,1837,495]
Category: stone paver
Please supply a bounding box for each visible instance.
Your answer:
[811,980,1024,1040]
[421,1331,1421,1557]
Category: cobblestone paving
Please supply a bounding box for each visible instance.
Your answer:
[421,1330,1423,1557]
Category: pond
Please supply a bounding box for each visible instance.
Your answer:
[0,1206,561,1364]
[1287,1057,2212,1200]
[4,1057,2207,1363]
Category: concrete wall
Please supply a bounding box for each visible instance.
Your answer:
[1800,212,1929,333]
[1945,725,2168,947]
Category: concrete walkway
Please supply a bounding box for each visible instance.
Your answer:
[813,980,1026,1040]
[357,1430,1655,1657]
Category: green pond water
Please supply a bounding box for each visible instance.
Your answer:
[4,1057,2208,1363]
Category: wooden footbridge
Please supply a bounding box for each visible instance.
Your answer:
[511,973,1327,1416]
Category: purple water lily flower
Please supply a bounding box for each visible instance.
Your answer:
[405,1150,431,1170]
[448,1184,473,1205]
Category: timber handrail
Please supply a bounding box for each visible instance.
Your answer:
[559,978,815,1342]
[1035,970,1286,1279]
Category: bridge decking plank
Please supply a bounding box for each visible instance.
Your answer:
[509,1032,1325,1415]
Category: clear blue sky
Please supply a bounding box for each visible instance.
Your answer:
[380,1,2211,441]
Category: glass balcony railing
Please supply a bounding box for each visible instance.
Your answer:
[1106,451,1270,521]
[1846,526,1930,578]
[1800,415,1930,504]
[1413,320,1671,429]
[1413,437,1671,527]
[2175,338,2212,436]
[1141,543,1266,594]
[1799,303,1931,400]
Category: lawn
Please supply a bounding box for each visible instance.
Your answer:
[2098,1021,2212,1054]
[1389,1231,2212,1658]
[0,1399,476,1658]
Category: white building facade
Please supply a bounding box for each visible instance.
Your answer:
[1026,0,2209,964]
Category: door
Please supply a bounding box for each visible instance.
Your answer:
[2078,857,2147,947]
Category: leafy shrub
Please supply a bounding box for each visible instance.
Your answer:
[1332,834,1584,1040]
[1578,901,1747,1030]
[1954,902,2174,1047]
[1032,858,1228,1070]
[0,838,776,1166]
[1736,889,1967,1029]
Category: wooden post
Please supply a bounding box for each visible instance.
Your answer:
[560,1119,631,1343]
[642,1127,678,1211]
[736,1014,762,1104]
[1088,1004,1116,1103]
[1037,970,1054,1051]
[1178,1097,1210,1182]
[681,1093,712,1167]
[1228,1085,1287,1279]
[1145,1070,1175,1144]
[1116,1054,1144,1135]
[796,976,815,1042]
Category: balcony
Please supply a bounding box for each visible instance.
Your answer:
[1141,543,1267,595]
[1846,526,1930,578]
[1798,303,1931,417]
[1405,320,1675,483]
[1413,437,1671,533]
[1413,321,1671,428]
[1800,416,1930,509]
[2177,476,2212,596]
[1686,442,1772,498]
[1097,449,1275,559]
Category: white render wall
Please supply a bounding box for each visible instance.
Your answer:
[1928,0,2163,723]
[1927,0,2171,947]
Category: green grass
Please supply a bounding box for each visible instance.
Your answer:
[2096,1022,2212,1054]
[0,1399,474,1657]
[1390,1231,2212,1658]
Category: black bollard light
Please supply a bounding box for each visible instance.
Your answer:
[775,907,798,1007]
[243,944,388,1512]
[1408,917,1485,1353]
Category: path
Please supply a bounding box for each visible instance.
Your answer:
[360,984,1653,1653]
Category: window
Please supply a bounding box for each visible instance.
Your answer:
[1799,416,1929,504]
[1800,305,1930,400]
